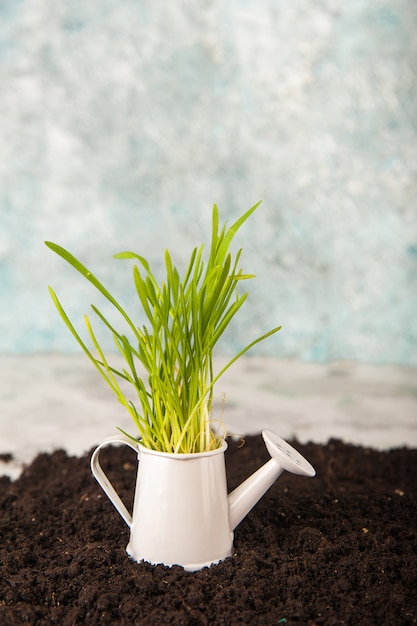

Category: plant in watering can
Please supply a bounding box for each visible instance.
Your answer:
[45,202,315,571]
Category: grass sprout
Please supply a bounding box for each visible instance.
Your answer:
[45,202,281,453]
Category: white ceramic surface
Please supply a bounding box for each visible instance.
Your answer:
[1,355,417,480]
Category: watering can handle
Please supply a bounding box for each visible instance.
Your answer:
[90,437,138,528]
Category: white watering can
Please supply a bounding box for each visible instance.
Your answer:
[91,430,316,571]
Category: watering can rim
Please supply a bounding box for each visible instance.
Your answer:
[106,436,229,459]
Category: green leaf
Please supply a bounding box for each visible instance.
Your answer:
[216,201,261,265]
[46,201,280,453]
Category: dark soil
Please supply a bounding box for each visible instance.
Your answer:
[1,435,416,625]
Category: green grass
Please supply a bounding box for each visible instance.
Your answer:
[45,202,281,453]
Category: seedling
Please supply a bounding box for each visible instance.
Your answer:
[45,202,281,453]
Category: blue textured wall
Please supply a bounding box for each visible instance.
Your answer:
[1,1,416,364]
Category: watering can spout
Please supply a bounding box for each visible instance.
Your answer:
[228,430,316,531]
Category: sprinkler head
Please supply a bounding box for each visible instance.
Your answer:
[262,430,316,477]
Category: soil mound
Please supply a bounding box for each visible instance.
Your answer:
[1,436,416,625]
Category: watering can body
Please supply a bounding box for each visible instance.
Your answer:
[91,431,315,571]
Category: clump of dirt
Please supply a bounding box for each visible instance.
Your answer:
[1,436,416,625]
